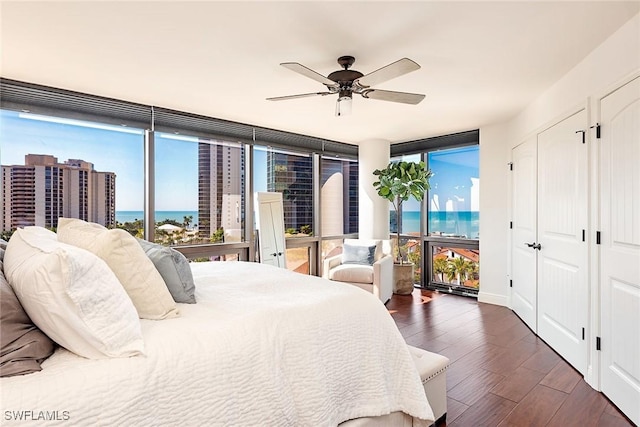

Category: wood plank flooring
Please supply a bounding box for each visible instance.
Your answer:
[387,289,634,427]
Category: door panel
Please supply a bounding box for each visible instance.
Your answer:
[600,76,640,426]
[257,201,279,267]
[511,138,538,332]
[269,199,286,267]
[256,192,286,268]
[537,109,588,374]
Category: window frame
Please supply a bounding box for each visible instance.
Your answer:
[0,78,359,272]
[390,130,480,295]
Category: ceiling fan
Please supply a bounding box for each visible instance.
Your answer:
[267,56,425,116]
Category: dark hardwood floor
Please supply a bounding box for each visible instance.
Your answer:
[387,288,634,427]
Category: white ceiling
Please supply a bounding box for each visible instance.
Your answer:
[1,1,639,145]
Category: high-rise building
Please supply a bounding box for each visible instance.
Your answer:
[346,161,359,234]
[0,154,116,231]
[198,141,244,242]
[321,158,359,235]
[267,151,313,232]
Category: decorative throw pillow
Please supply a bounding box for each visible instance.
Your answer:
[57,218,179,320]
[137,238,196,304]
[341,243,377,265]
[0,257,56,377]
[3,227,144,359]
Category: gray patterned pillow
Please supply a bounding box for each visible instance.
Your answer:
[137,239,196,304]
[341,243,376,266]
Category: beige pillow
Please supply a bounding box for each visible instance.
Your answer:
[3,227,144,359]
[57,218,179,320]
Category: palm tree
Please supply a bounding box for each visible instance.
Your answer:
[449,256,469,285]
[465,259,478,277]
[445,263,457,284]
[183,215,193,229]
[433,258,448,282]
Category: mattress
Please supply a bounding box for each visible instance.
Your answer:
[1,261,434,426]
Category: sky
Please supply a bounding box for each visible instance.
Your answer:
[2,110,257,211]
[1,109,478,212]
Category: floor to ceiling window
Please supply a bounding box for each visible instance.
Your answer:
[390,130,480,297]
[388,154,423,284]
[0,109,144,239]
[154,132,245,259]
[254,145,314,273]
[2,79,366,275]
[320,156,359,266]
[426,145,480,296]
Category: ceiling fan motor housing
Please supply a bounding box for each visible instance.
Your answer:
[327,69,364,90]
[327,55,363,94]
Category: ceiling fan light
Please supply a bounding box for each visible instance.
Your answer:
[335,96,352,117]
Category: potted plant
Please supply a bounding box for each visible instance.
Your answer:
[373,160,432,294]
[373,160,432,264]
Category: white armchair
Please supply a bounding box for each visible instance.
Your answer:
[322,239,394,304]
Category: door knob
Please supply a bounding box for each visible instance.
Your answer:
[525,242,542,250]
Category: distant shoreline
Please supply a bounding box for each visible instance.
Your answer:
[116,210,479,237]
[117,211,198,224]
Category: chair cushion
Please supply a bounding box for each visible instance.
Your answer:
[329,263,374,284]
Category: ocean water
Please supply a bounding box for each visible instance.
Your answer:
[118,210,479,238]
[117,211,198,225]
[395,211,480,239]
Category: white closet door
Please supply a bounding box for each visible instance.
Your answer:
[600,76,640,426]
[537,109,589,374]
[511,138,538,332]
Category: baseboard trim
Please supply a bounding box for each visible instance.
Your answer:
[477,291,509,307]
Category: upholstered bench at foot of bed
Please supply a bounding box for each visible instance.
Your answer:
[407,345,450,426]
[339,345,450,427]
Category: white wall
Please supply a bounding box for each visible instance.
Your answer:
[477,123,511,306]
[508,12,640,147]
[358,139,390,240]
[478,12,640,306]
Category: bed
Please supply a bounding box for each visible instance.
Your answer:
[0,225,435,426]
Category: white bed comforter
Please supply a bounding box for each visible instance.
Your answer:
[1,261,434,426]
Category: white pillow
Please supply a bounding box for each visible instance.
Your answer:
[57,218,179,320]
[3,227,144,359]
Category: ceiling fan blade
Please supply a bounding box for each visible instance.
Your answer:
[361,89,425,105]
[354,58,420,88]
[280,62,339,88]
[266,92,333,101]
